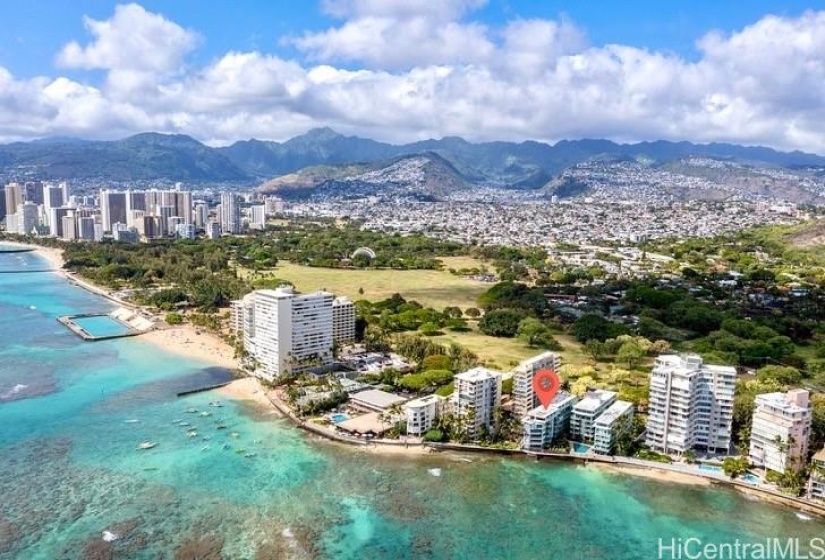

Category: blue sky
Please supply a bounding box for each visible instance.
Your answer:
[0,1,824,151]
[1,0,822,76]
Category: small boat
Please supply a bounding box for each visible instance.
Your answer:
[244,453,257,458]
[235,448,247,454]
[178,421,191,427]
[427,468,442,477]
[29,305,37,310]
[796,512,813,521]
[201,445,211,452]
[209,401,223,408]
[216,424,227,430]
[137,442,157,450]
[187,430,198,438]
[185,407,198,414]
[124,419,140,424]
[230,432,240,438]
[199,411,211,417]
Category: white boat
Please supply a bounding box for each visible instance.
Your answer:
[795,512,812,521]
[427,468,442,477]
[209,401,223,408]
[137,441,157,450]
[187,430,198,438]
[185,407,198,414]
[102,531,119,542]
[124,419,140,424]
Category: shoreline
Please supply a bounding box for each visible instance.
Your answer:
[5,239,825,517]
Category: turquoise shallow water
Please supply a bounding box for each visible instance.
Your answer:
[1,248,825,559]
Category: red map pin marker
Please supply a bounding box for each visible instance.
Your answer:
[533,369,561,409]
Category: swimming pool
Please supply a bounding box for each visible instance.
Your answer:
[698,464,723,473]
[330,413,348,424]
[73,315,133,337]
[571,442,592,454]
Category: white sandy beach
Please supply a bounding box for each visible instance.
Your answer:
[141,325,238,370]
[590,462,712,486]
[216,377,273,408]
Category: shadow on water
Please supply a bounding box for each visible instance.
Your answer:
[89,367,235,413]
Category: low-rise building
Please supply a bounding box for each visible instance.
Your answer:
[521,391,577,450]
[349,389,407,413]
[807,448,825,501]
[749,389,811,473]
[404,395,445,437]
[593,400,635,455]
[571,389,617,441]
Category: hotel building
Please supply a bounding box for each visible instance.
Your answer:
[807,448,825,501]
[749,389,811,473]
[237,287,334,380]
[645,354,736,455]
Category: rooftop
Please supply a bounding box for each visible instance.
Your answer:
[523,391,576,420]
[349,389,407,411]
[455,366,504,382]
[594,400,634,426]
[404,395,444,409]
[573,390,617,412]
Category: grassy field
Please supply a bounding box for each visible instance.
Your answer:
[431,329,594,371]
[252,261,492,310]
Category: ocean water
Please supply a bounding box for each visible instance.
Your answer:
[1,248,824,559]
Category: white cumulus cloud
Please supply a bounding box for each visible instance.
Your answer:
[0,3,822,155]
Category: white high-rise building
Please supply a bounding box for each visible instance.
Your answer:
[450,367,503,439]
[749,389,811,473]
[512,352,562,417]
[220,192,241,234]
[42,184,65,226]
[571,389,618,441]
[241,288,334,380]
[16,202,39,235]
[522,391,577,450]
[404,395,445,437]
[645,355,736,455]
[332,297,356,344]
[248,204,266,230]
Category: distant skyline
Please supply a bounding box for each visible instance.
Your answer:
[0,1,824,152]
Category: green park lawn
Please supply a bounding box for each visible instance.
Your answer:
[248,258,492,310]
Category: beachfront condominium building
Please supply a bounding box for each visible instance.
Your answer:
[807,448,825,501]
[512,352,562,417]
[593,400,635,455]
[332,297,356,344]
[522,391,577,450]
[451,367,503,439]
[749,389,811,473]
[571,389,618,441]
[645,355,736,455]
[240,287,335,380]
[220,192,241,234]
[405,395,445,437]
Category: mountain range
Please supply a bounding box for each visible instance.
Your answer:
[1,128,824,202]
